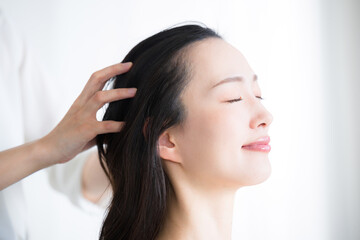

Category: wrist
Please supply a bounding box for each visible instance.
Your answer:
[34,136,59,168]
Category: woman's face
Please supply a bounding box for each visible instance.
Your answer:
[169,38,273,190]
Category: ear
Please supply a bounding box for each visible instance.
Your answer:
[158,130,181,164]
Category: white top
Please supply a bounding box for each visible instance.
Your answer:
[0,11,106,240]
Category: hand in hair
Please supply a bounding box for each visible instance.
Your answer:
[0,62,136,190]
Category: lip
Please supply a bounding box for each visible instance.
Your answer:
[242,136,271,152]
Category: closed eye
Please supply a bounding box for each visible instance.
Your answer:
[227,96,263,103]
[227,97,242,103]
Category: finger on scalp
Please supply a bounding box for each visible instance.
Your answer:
[97,88,136,104]
[91,62,133,87]
[77,62,133,104]
[88,88,137,111]
[97,121,125,134]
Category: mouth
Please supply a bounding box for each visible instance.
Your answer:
[242,136,271,152]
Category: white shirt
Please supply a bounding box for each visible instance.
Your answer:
[0,11,105,240]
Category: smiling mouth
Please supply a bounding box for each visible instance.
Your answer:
[242,136,271,152]
[241,144,271,152]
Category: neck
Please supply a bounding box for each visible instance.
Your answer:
[157,183,236,240]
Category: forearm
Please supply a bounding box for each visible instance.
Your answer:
[81,150,111,204]
[0,138,51,190]
[0,62,132,192]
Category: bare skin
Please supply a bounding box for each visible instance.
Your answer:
[156,38,273,239]
[0,62,136,191]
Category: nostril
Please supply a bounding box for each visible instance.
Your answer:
[258,122,267,127]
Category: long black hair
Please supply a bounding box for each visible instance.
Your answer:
[96,24,221,240]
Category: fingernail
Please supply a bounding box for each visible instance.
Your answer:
[128,88,137,94]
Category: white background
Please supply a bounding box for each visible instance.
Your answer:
[0,0,359,239]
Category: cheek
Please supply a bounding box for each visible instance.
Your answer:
[177,104,271,188]
[177,105,247,182]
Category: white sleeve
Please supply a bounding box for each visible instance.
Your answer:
[2,11,109,213]
[47,149,108,214]
[0,11,29,240]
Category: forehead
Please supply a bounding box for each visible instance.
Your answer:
[185,38,256,91]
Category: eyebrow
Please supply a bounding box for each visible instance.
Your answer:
[211,74,258,89]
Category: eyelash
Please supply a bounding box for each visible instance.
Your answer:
[227,96,263,103]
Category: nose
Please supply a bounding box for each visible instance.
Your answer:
[249,102,273,129]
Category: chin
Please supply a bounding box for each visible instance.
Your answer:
[250,163,272,186]
[235,162,272,187]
